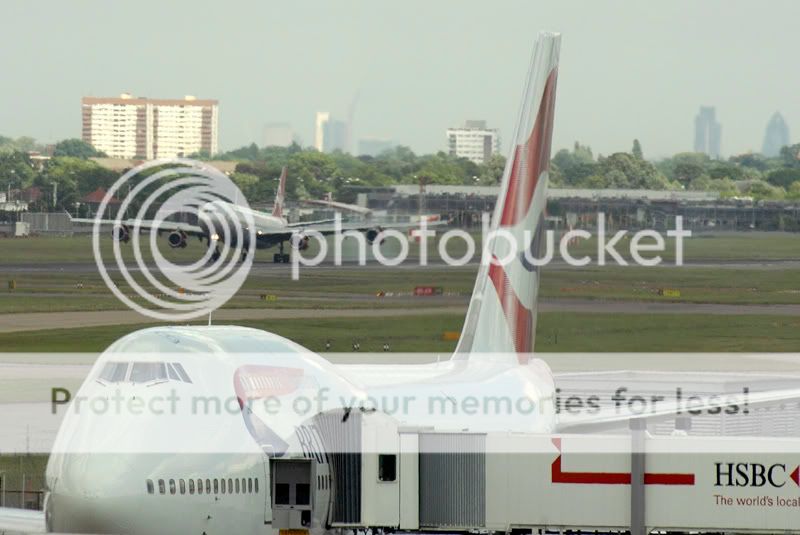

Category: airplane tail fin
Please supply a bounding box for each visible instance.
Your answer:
[272,167,287,218]
[454,32,560,364]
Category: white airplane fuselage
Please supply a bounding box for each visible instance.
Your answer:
[44,326,556,534]
[200,201,289,249]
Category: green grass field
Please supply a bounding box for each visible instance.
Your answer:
[1,262,799,314]
[0,312,798,354]
[0,232,797,353]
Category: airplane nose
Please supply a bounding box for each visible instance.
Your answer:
[47,453,139,533]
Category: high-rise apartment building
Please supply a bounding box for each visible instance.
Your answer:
[81,94,218,159]
[447,120,500,164]
[693,106,722,159]
[762,112,790,157]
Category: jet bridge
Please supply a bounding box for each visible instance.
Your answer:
[306,411,800,534]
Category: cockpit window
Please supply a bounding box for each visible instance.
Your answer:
[167,364,180,381]
[172,362,192,383]
[99,362,129,383]
[98,361,192,385]
[130,362,167,383]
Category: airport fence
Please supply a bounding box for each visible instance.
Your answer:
[20,212,73,234]
[0,489,45,510]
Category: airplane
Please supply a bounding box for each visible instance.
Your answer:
[3,32,799,535]
[73,166,441,264]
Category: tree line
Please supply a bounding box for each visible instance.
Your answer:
[1,136,799,215]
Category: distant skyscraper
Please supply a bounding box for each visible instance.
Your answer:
[693,106,722,158]
[314,112,330,152]
[323,119,349,153]
[447,120,500,164]
[82,93,218,159]
[358,138,395,157]
[762,112,790,157]
[314,112,351,153]
[262,123,294,147]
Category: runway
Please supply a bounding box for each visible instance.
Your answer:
[2,299,800,334]
[2,257,800,274]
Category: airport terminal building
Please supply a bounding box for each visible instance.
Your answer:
[348,185,800,233]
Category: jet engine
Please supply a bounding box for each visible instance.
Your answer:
[365,227,384,245]
[291,234,310,251]
[112,224,130,244]
[167,230,188,249]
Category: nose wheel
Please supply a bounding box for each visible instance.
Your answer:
[273,242,290,263]
[210,245,221,262]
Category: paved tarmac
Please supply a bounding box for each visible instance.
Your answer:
[2,299,800,334]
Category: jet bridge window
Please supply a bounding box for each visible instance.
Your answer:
[378,454,397,482]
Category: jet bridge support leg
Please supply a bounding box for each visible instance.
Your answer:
[630,418,646,535]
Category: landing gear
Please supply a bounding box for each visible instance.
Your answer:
[211,245,221,262]
[273,242,290,263]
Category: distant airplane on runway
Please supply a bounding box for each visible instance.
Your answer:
[73,167,442,263]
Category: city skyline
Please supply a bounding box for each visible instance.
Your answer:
[0,1,798,158]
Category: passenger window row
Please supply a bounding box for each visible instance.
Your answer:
[146,477,258,496]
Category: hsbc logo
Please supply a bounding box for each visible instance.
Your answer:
[715,462,800,488]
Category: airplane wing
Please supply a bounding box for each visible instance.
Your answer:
[286,218,339,228]
[285,219,448,235]
[0,507,46,533]
[70,217,206,236]
[253,219,448,240]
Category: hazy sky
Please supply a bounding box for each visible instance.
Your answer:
[1,1,797,158]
